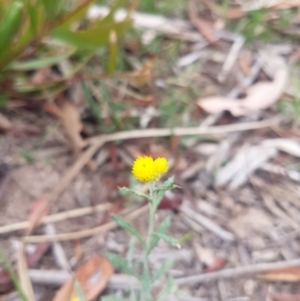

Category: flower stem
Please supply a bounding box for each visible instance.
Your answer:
[140,182,156,301]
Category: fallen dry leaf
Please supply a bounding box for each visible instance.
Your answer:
[26,242,50,268]
[194,244,215,266]
[198,96,244,116]
[188,0,217,45]
[262,139,300,158]
[270,292,300,301]
[52,256,114,301]
[59,102,87,156]
[27,198,49,234]
[198,65,288,116]
[242,67,288,110]
[0,269,13,294]
[216,144,277,189]
[258,267,300,282]
[204,257,226,273]
[45,102,87,156]
[131,58,156,88]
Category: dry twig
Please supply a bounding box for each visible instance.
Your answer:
[23,204,149,242]
[175,258,300,285]
[15,241,36,301]
[0,203,110,235]
[180,202,235,241]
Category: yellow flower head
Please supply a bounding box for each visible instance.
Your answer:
[154,157,168,175]
[132,156,168,183]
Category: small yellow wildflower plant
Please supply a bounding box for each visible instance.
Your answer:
[106,156,183,301]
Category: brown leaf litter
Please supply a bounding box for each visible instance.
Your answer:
[2,3,300,301]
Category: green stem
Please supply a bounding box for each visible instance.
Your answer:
[141,181,156,301]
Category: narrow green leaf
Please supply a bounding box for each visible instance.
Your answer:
[153,176,175,210]
[42,0,64,21]
[0,1,24,53]
[106,252,134,276]
[51,18,132,49]
[156,276,177,301]
[74,281,87,301]
[23,0,39,35]
[107,29,118,73]
[140,273,152,296]
[56,4,89,29]
[152,259,173,283]
[152,232,179,245]
[111,215,145,245]
[148,216,171,254]
[119,187,151,201]
[8,48,76,70]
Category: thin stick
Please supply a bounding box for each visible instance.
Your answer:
[218,35,245,82]
[23,204,149,243]
[89,116,280,144]
[0,203,110,235]
[175,258,300,285]
[29,270,140,289]
[180,202,235,241]
[16,241,35,301]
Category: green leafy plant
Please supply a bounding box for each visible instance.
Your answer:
[0,0,133,102]
[106,156,184,301]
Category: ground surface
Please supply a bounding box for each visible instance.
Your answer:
[2,1,300,301]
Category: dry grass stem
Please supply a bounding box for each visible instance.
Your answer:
[0,203,110,235]
[23,204,149,243]
[175,258,300,285]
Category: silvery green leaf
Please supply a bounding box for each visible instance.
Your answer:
[111,215,145,245]
[75,281,86,301]
[106,252,134,276]
[152,232,179,246]
[119,187,151,201]
[153,176,176,209]
[147,216,171,255]
[152,259,173,282]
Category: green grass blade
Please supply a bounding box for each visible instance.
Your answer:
[42,0,64,21]
[0,248,28,301]
[8,47,76,70]
[0,0,24,53]
[107,29,118,73]
[23,0,39,35]
[51,18,132,49]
